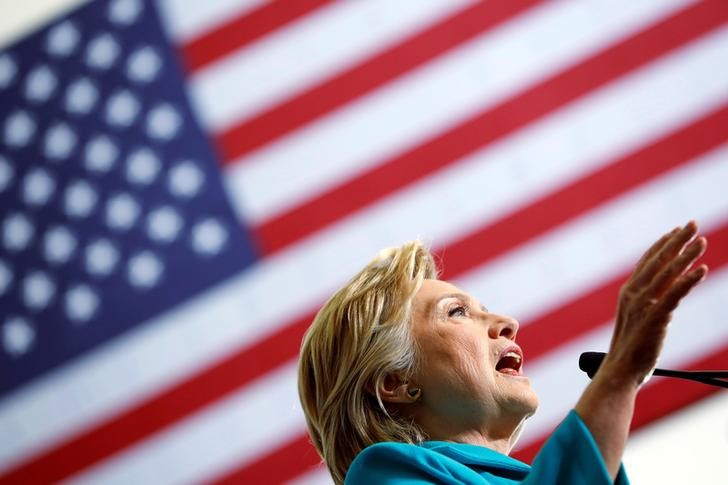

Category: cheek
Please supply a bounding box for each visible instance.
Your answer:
[453,338,489,386]
[418,331,491,394]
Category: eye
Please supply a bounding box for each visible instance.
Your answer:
[448,305,469,318]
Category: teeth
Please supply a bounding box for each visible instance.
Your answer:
[504,351,521,362]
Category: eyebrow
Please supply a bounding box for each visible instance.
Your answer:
[430,292,487,315]
[428,293,472,313]
[434,293,471,306]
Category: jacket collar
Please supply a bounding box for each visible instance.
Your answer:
[421,441,531,474]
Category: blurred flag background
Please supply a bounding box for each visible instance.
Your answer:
[1,0,727,483]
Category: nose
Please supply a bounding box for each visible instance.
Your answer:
[488,314,519,340]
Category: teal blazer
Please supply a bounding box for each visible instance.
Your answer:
[346,410,629,484]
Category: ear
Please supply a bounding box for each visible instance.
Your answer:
[376,373,420,404]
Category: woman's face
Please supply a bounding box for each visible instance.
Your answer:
[409,279,539,445]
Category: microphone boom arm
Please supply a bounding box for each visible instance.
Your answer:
[579,352,728,389]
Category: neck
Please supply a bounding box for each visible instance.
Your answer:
[416,410,529,455]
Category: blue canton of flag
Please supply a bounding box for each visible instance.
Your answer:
[0,0,257,394]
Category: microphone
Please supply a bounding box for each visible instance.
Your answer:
[579,352,728,389]
[578,352,606,379]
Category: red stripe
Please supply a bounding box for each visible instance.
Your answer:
[4,102,725,482]
[440,101,728,280]
[208,435,322,485]
[254,1,728,255]
[216,0,540,162]
[180,0,332,72]
[512,345,728,464]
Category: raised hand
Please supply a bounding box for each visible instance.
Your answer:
[603,221,708,387]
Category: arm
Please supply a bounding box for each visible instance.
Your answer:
[573,374,636,479]
[574,221,708,479]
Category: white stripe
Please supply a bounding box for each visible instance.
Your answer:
[0,0,90,49]
[66,267,728,484]
[286,466,332,485]
[624,392,728,483]
[519,264,728,446]
[66,361,306,485]
[226,0,693,224]
[3,33,728,470]
[156,0,271,42]
[189,0,476,130]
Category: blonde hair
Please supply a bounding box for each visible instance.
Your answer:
[298,241,439,484]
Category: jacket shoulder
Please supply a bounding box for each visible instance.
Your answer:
[346,442,483,484]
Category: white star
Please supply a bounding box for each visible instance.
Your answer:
[0,259,12,296]
[44,122,77,160]
[85,33,120,70]
[3,213,34,252]
[85,238,119,277]
[65,284,100,324]
[105,193,140,231]
[191,218,228,256]
[22,167,56,206]
[0,155,15,193]
[108,0,143,26]
[43,226,77,265]
[65,77,99,115]
[168,160,204,199]
[0,54,17,88]
[126,46,161,83]
[84,134,118,173]
[22,270,56,311]
[147,206,182,244]
[127,251,163,289]
[146,103,182,141]
[24,65,57,103]
[64,180,98,218]
[46,21,80,57]
[4,110,36,148]
[126,147,160,185]
[3,316,34,357]
[105,90,140,128]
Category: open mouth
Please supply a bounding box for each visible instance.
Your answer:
[496,346,523,376]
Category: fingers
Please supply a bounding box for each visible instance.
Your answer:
[633,225,680,271]
[632,221,698,288]
[646,236,707,297]
[652,264,708,316]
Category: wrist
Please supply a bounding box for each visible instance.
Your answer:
[592,360,643,396]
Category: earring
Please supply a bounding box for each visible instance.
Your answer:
[407,387,422,401]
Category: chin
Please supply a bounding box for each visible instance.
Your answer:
[525,383,539,408]
[508,383,539,419]
[521,386,540,416]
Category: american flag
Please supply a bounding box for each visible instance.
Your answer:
[1,0,727,483]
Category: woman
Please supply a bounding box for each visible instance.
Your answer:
[298,221,707,484]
